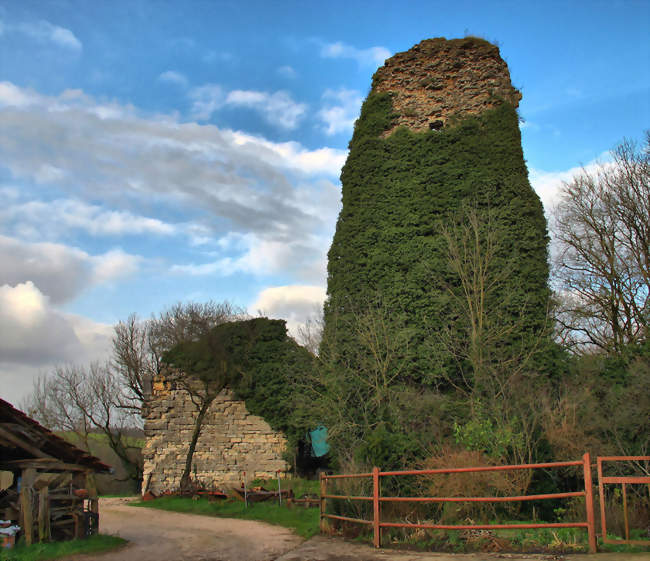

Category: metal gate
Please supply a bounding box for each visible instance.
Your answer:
[597,455,650,546]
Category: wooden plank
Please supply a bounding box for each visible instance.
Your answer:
[2,459,87,471]
[0,426,55,460]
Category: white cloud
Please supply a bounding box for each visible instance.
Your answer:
[172,230,330,283]
[1,198,176,238]
[251,285,326,338]
[189,84,307,129]
[0,82,344,282]
[528,155,610,213]
[318,88,363,135]
[225,89,307,130]
[277,65,297,78]
[0,235,141,303]
[91,249,142,284]
[0,82,40,108]
[14,20,82,51]
[321,41,390,67]
[228,131,346,176]
[158,70,188,87]
[0,282,112,405]
[0,82,338,233]
[0,281,47,327]
[188,83,224,119]
[0,282,112,365]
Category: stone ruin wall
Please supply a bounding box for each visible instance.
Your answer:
[373,37,522,136]
[142,368,288,494]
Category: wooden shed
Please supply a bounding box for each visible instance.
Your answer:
[0,398,110,545]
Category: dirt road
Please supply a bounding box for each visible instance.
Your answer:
[64,498,650,561]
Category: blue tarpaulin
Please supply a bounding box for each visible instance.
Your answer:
[309,426,329,457]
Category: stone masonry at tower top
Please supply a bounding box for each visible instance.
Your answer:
[372,37,522,136]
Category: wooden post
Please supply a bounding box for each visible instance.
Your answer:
[583,453,597,553]
[19,468,36,546]
[372,467,380,548]
[319,472,327,534]
[38,486,50,542]
[86,470,98,499]
[20,487,33,546]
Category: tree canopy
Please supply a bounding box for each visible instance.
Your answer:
[163,317,315,449]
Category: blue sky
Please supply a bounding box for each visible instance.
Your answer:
[1,0,649,404]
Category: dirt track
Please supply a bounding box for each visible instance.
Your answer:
[63,498,650,561]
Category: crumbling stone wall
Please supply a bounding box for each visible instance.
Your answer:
[142,369,288,494]
[373,37,522,136]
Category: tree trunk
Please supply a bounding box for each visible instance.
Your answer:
[180,400,211,492]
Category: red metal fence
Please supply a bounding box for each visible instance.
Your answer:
[597,456,650,546]
[320,453,597,553]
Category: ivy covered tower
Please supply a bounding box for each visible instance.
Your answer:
[323,37,550,387]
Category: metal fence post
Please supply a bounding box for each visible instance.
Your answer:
[373,466,380,548]
[583,452,597,553]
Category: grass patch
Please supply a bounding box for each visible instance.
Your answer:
[249,477,319,498]
[131,496,319,539]
[598,530,650,553]
[371,523,650,554]
[0,535,126,561]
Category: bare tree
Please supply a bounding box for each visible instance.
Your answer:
[437,204,548,399]
[23,363,143,485]
[552,134,649,354]
[22,366,94,450]
[294,310,324,355]
[436,204,552,477]
[111,301,245,414]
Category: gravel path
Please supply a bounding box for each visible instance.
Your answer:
[63,498,302,561]
[62,498,650,561]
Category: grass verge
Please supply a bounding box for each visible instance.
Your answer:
[0,535,127,561]
[131,496,319,539]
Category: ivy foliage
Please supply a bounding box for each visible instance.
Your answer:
[324,87,551,388]
[163,318,314,449]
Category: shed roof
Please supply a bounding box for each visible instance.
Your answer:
[0,398,110,473]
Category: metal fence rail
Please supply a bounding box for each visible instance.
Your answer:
[320,453,597,553]
[597,455,650,546]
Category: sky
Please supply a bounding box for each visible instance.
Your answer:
[1,0,649,406]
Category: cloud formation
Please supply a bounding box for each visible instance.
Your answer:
[1,197,176,239]
[158,70,189,87]
[0,235,140,304]
[251,285,326,337]
[528,155,610,213]
[0,82,342,245]
[318,88,363,135]
[320,41,390,67]
[277,65,297,78]
[5,19,82,50]
[0,281,113,405]
[189,84,307,129]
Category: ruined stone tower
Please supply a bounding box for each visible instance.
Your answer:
[323,37,550,388]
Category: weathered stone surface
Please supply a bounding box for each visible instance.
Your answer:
[373,37,522,136]
[142,369,288,494]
